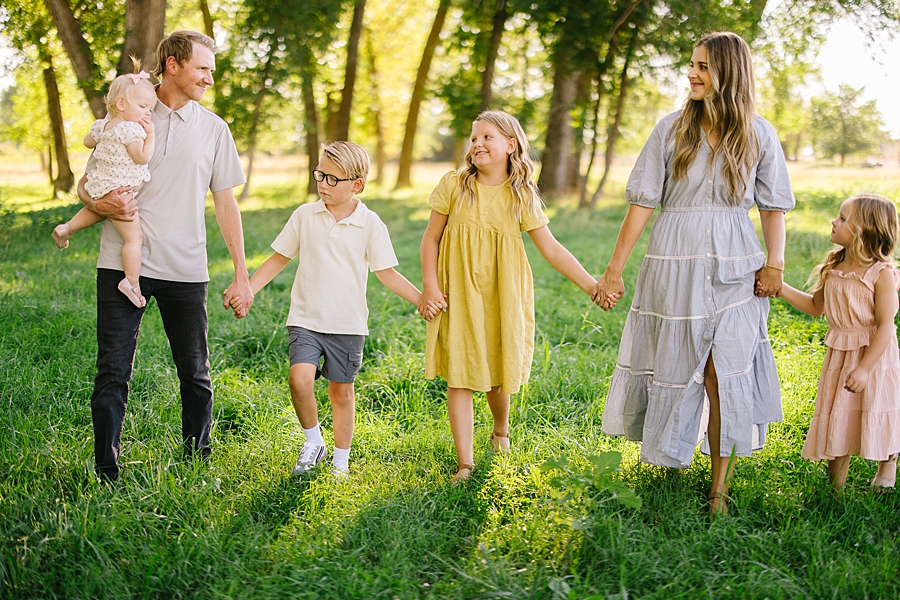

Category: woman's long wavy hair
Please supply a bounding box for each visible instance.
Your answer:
[670,31,758,205]
[456,110,543,222]
[810,193,899,293]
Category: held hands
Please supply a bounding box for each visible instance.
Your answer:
[591,271,625,311]
[418,288,447,322]
[754,266,783,298]
[223,277,254,319]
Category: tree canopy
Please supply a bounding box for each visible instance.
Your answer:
[1,0,897,197]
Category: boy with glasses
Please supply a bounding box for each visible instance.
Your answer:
[229,141,433,477]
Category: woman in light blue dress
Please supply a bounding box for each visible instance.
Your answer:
[592,32,795,517]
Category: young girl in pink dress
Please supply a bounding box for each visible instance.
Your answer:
[778,193,900,491]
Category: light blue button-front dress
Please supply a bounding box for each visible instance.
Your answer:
[601,111,796,468]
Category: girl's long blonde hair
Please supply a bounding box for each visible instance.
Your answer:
[670,31,758,205]
[456,110,543,222]
[810,193,899,293]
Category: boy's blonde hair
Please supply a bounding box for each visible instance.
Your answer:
[106,56,156,119]
[457,110,543,222]
[322,141,371,193]
[670,31,759,205]
[810,193,899,293]
[153,30,217,79]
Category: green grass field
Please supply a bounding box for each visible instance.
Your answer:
[1,156,900,599]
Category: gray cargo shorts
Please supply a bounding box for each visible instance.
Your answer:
[288,326,365,383]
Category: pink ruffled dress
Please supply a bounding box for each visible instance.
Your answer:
[802,261,900,462]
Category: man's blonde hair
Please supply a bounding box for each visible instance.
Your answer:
[154,30,217,79]
[322,141,371,193]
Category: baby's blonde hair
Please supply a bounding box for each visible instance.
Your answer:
[106,56,156,119]
[456,110,542,222]
[322,141,371,193]
[810,193,899,293]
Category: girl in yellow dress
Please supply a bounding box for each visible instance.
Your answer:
[419,110,599,484]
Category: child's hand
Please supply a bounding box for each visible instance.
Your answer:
[420,300,444,321]
[140,116,154,135]
[591,273,624,311]
[597,291,622,310]
[845,367,869,393]
[226,294,247,319]
[418,289,447,319]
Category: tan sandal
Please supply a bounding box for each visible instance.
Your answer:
[708,491,728,519]
[451,463,473,485]
[490,431,510,452]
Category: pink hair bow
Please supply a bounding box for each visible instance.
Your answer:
[129,71,150,84]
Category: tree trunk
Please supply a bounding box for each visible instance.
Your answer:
[578,0,643,207]
[578,80,604,208]
[301,56,321,196]
[43,0,106,118]
[118,0,166,78]
[589,41,634,208]
[199,0,215,39]
[238,42,277,203]
[537,43,577,200]
[41,52,74,194]
[568,70,592,194]
[480,0,508,112]
[364,33,385,184]
[395,0,451,189]
[46,144,54,190]
[334,0,366,141]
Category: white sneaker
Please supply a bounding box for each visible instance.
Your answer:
[330,465,349,481]
[291,442,327,476]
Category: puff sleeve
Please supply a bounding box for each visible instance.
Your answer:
[753,117,795,212]
[625,116,671,209]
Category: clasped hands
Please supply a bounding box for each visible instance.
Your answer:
[590,271,625,311]
[753,265,783,299]
[417,289,447,322]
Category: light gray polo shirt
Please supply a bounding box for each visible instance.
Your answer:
[92,99,245,282]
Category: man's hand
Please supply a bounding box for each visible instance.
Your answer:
[93,186,138,221]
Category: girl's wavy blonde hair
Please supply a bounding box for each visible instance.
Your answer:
[670,31,759,205]
[455,110,543,222]
[810,193,899,293]
[105,56,156,119]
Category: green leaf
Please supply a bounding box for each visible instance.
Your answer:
[540,455,568,472]
[587,451,621,473]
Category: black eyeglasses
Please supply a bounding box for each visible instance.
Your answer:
[313,169,355,186]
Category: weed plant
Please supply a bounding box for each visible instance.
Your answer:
[1,173,899,599]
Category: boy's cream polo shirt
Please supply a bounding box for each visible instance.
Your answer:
[271,199,399,336]
[92,99,245,282]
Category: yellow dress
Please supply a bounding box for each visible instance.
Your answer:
[425,171,549,393]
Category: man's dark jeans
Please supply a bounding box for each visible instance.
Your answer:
[92,269,213,480]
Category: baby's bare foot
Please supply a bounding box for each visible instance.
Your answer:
[52,224,71,249]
